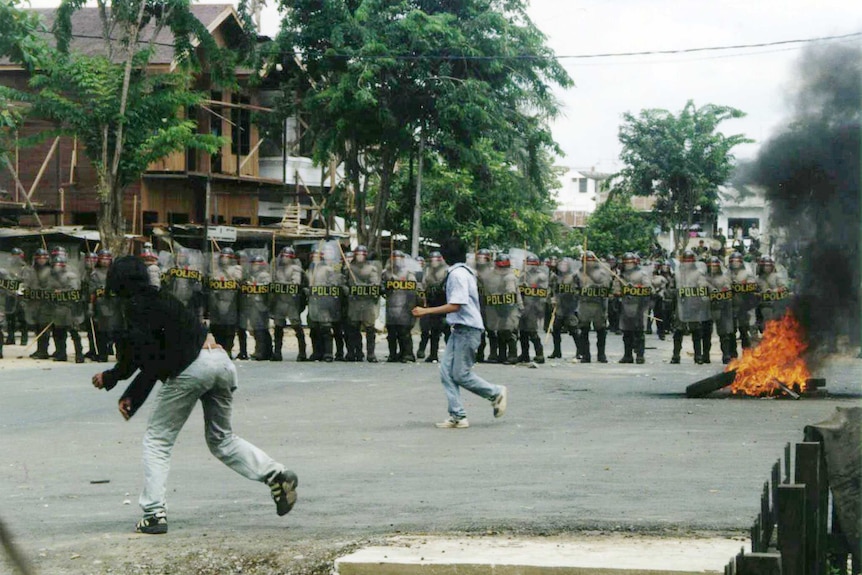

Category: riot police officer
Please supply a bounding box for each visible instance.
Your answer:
[606,254,621,334]
[4,247,28,346]
[382,250,421,362]
[483,253,521,364]
[704,256,734,364]
[517,255,548,363]
[671,250,711,364]
[48,255,85,363]
[728,251,758,357]
[578,251,611,363]
[25,248,53,359]
[473,248,495,362]
[613,253,651,364]
[756,255,788,328]
[207,247,242,356]
[90,249,119,362]
[345,245,380,362]
[241,255,273,361]
[307,247,344,362]
[270,246,307,361]
[416,251,448,363]
[550,257,581,359]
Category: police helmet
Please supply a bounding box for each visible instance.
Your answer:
[391,250,405,259]
[354,245,368,255]
[526,255,540,266]
[85,251,98,260]
[680,249,696,263]
[476,248,492,262]
[279,246,296,259]
[415,256,425,264]
[583,250,597,262]
[494,253,511,268]
[429,250,443,261]
[141,249,158,262]
[11,247,24,257]
[52,255,68,267]
[707,256,722,273]
[622,252,637,270]
[250,255,266,264]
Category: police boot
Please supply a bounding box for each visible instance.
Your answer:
[271,326,284,361]
[52,327,68,362]
[671,332,683,364]
[85,323,97,359]
[4,317,14,344]
[701,332,712,364]
[71,329,84,363]
[739,327,751,350]
[30,325,50,359]
[19,321,28,347]
[506,332,519,365]
[518,332,531,363]
[253,329,272,361]
[322,330,334,362]
[549,329,562,359]
[580,330,591,363]
[532,334,545,364]
[721,335,733,365]
[596,329,608,363]
[487,332,499,363]
[386,331,400,362]
[618,332,634,363]
[365,328,378,363]
[333,325,345,361]
[295,327,309,361]
[646,315,653,334]
[692,332,704,365]
[237,329,249,360]
[426,335,440,363]
[417,331,429,359]
[308,327,323,361]
[400,328,416,362]
[634,331,645,364]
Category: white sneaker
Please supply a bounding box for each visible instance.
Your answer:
[492,386,508,418]
[435,417,469,429]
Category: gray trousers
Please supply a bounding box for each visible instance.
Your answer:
[140,348,284,516]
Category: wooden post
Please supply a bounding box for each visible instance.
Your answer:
[132,194,138,236]
[1,154,44,228]
[795,442,823,575]
[738,553,782,574]
[778,483,806,575]
[59,188,65,226]
[28,137,61,199]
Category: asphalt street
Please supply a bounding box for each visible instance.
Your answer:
[0,331,859,573]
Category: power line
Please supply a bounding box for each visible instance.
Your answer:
[47,29,862,62]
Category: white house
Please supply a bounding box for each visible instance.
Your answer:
[716,184,772,253]
[552,167,612,227]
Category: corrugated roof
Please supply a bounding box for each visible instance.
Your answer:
[0,5,237,66]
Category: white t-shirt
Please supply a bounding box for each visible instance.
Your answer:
[444,264,484,330]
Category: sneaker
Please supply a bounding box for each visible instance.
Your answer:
[492,386,508,418]
[435,417,469,429]
[135,511,167,534]
[269,470,299,516]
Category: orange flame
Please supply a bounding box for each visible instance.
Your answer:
[726,310,811,397]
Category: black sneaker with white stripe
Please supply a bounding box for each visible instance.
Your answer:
[135,511,167,534]
[269,470,299,516]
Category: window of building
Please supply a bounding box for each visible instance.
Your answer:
[168,212,189,225]
[231,95,251,157]
[231,216,251,226]
[142,211,159,237]
[72,212,97,226]
[579,178,588,194]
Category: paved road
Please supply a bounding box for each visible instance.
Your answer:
[0,333,859,573]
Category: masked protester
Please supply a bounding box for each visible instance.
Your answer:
[240,255,272,361]
[613,253,651,364]
[704,256,734,364]
[417,251,450,363]
[91,256,298,535]
[472,249,495,362]
[728,251,758,357]
[306,248,343,362]
[482,253,521,364]
[345,246,381,362]
[382,251,421,362]
[207,248,242,357]
[578,251,611,363]
[270,247,307,362]
[517,255,548,363]
[671,250,711,364]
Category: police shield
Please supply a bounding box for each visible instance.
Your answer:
[347,257,382,324]
[307,246,343,325]
[270,251,306,324]
[518,259,549,332]
[618,267,652,332]
[578,261,610,326]
[206,251,242,326]
[239,251,272,330]
[676,264,711,322]
[383,253,420,327]
[706,264,734,335]
[482,264,521,331]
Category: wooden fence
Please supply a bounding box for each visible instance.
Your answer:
[724,431,859,574]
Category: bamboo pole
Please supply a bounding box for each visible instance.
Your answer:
[59,188,65,226]
[1,155,44,228]
[131,194,137,235]
[28,137,61,198]
[17,323,54,357]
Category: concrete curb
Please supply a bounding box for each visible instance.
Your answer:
[335,535,746,575]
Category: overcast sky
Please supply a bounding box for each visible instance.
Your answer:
[29,0,862,172]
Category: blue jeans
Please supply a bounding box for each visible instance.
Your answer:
[439,325,503,419]
[139,348,284,516]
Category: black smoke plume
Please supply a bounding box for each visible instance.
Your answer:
[753,43,860,361]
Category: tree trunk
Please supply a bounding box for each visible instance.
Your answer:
[368,150,396,256]
[97,179,127,255]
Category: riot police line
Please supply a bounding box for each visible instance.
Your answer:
[0,241,791,365]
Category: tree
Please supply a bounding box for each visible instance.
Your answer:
[618,100,751,252]
[583,191,655,258]
[0,0,240,253]
[274,0,571,253]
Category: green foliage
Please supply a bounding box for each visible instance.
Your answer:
[584,193,655,258]
[618,100,751,250]
[386,139,559,250]
[276,0,572,250]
